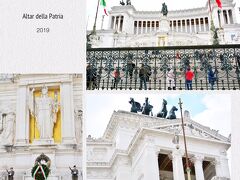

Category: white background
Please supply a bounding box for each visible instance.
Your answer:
[0,0,85,73]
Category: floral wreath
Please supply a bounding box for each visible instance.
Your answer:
[31,153,51,180]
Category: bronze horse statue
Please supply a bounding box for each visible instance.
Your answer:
[157,99,168,118]
[129,98,142,113]
[167,106,178,119]
[142,97,153,116]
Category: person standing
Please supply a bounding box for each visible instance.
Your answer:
[139,64,148,90]
[113,68,120,89]
[208,66,216,90]
[167,68,176,90]
[69,165,79,180]
[185,66,194,90]
[7,167,14,180]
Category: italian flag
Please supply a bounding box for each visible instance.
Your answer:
[216,0,222,8]
[100,0,108,16]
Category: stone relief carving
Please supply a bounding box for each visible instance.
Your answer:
[75,109,83,144]
[0,111,15,146]
[158,124,220,141]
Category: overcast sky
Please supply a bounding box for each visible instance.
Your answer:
[87,0,240,30]
[86,92,231,138]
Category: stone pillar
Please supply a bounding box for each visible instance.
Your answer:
[184,19,188,33]
[171,149,185,180]
[136,21,139,34]
[176,20,179,32]
[146,21,149,33]
[215,153,230,178]
[155,21,157,31]
[194,18,197,33]
[15,85,29,145]
[190,19,192,33]
[198,18,202,32]
[228,10,233,24]
[180,20,183,32]
[115,157,132,180]
[108,15,112,29]
[226,10,230,24]
[150,21,152,33]
[118,16,121,32]
[143,145,159,180]
[142,21,144,34]
[231,9,237,24]
[60,82,76,144]
[191,155,204,180]
[203,18,206,32]
[213,158,222,177]
[113,16,117,30]
[220,10,224,26]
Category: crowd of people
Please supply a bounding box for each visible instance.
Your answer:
[86,63,217,90]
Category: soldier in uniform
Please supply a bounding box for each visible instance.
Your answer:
[69,165,79,180]
[6,167,14,180]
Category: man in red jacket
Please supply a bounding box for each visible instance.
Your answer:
[185,67,194,90]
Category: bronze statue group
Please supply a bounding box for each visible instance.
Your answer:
[129,97,178,119]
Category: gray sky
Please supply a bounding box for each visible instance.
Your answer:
[87,0,240,30]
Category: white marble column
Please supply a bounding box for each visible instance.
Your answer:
[228,10,233,24]
[146,21,149,33]
[118,16,121,32]
[136,21,139,34]
[142,21,144,34]
[184,19,187,32]
[203,18,206,32]
[143,145,159,180]
[231,9,237,24]
[191,155,204,180]
[15,85,29,145]
[176,20,179,32]
[150,21,152,33]
[221,10,225,26]
[155,21,157,31]
[190,19,192,33]
[60,82,76,144]
[194,18,197,33]
[180,20,183,32]
[171,149,185,180]
[113,16,117,30]
[198,18,201,32]
[226,10,230,24]
[216,154,230,178]
[213,158,222,177]
[108,15,112,29]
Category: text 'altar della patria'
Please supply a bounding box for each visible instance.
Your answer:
[22,13,64,20]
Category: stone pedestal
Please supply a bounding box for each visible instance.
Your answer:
[24,175,61,180]
[158,16,170,33]
[32,138,54,145]
[218,28,225,44]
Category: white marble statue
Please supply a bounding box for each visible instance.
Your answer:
[0,112,15,145]
[29,86,59,139]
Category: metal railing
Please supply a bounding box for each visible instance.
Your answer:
[87,45,240,90]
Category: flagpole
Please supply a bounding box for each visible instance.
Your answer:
[92,0,101,34]
[178,98,191,180]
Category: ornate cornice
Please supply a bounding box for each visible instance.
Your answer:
[103,110,230,143]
